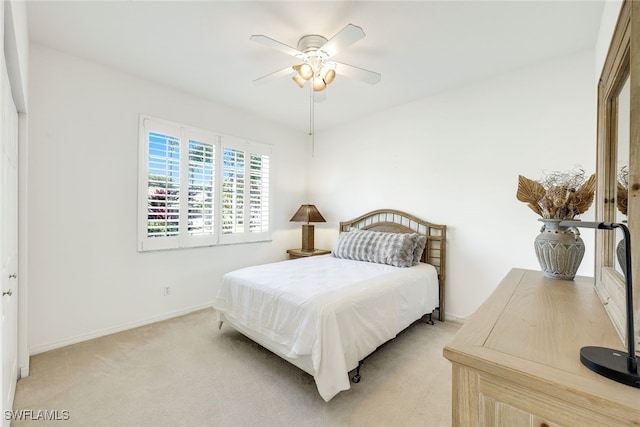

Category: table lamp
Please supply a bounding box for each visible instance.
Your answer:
[290,204,326,252]
[560,220,640,388]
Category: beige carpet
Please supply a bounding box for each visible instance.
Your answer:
[13,309,460,427]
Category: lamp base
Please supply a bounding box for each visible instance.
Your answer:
[301,224,315,252]
[580,346,640,388]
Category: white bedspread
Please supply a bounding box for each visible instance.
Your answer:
[212,255,439,401]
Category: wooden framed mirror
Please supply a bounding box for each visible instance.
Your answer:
[595,0,639,348]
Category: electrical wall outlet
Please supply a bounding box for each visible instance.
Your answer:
[163,285,171,296]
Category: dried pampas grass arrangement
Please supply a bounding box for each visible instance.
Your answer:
[517,166,596,220]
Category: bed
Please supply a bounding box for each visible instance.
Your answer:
[212,209,446,401]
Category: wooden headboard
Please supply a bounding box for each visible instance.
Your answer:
[339,209,447,321]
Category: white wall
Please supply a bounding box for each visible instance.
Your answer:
[308,50,597,320]
[26,19,612,349]
[27,44,309,353]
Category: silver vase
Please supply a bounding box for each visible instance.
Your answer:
[534,218,585,280]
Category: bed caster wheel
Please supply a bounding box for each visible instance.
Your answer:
[352,374,361,383]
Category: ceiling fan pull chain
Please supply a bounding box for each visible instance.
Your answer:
[310,83,315,157]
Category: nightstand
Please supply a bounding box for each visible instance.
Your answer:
[286,248,331,259]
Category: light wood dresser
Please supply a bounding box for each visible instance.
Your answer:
[443,268,640,426]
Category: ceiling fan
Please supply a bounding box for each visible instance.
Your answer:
[250,23,382,93]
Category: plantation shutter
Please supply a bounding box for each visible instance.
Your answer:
[186,138,215,236]
[249,151,270,233]
[147,132,180,238]
[181,130,217,248]
[139,119,183,251]
[219,138,271,244]
[138,115,271,250]
[221,146,245,235]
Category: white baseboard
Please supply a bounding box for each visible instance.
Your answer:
[443,312,467,324]
[29,304,465,356]
[29,302,214,356]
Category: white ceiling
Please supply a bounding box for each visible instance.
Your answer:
[26,1,605,133]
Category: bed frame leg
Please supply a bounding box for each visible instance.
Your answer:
[352,360,363,383]
[218,320,223,330]
[424,313,435,325]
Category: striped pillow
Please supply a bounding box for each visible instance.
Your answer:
[333,229,420,268]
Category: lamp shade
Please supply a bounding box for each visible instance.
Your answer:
[320,67,336,85]
[292,74,306,88]
[293,63,313,80]
[313,76,327,92]
[290,205,326,223]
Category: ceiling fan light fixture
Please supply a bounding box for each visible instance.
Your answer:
[320,67,336,85]
[292,74,306,88]
[251,24,380,154]
[313,76,327,92]
[293,63,314,80]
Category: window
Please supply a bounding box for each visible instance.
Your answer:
[218,139,271,245]
[138,115,271,251]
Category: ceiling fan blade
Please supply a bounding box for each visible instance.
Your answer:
[319,24,366,58]
[333,62,381,85]
[250,34,304,58]
[252,66,295,85]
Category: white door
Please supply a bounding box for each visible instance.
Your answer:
[0,59,19,425]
